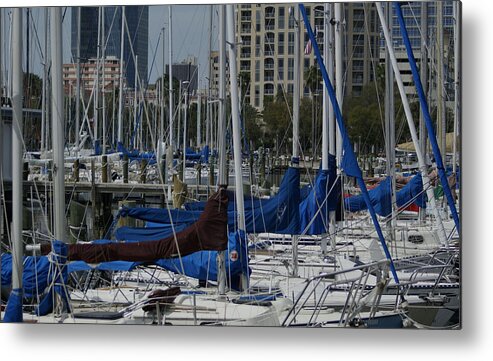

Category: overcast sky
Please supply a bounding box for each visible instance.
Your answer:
[1,4,219,87]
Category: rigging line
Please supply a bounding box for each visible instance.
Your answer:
[363,4,387,152]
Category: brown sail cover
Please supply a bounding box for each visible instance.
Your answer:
[41,187,229,263]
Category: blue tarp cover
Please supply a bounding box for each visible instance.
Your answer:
[155,231,249,290]
[298,155,339,235]
[119,167,301,235]
[1,254,51,299]
[344,174,425,217]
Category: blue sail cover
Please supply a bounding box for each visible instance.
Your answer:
[185,145,210,163]
[3,288,23,322]
[155,231,249,290]
[119,167,301,235]
[117,142,157,163]
[344,177,393,216]
[243,166,300,234]
[344,174,425,217]
[299,155,339,235]
[185,190,264,212]
[1,254,51,299]
[397,173,426,209]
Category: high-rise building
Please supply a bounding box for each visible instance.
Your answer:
[385,1,455,50]
[71,6,149,89]
[379,2,457,98]
[234,3,380,110]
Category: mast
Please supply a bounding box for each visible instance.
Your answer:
[41,8,48,154]
[437,1,446,168]
[197,77,201,148]
[102,7,106,155]
[419,1,428,222]
[384,3,396,251]
[168,6,173,151]
[158,26,165,162]
[94,7,101,152]
[7,8,23,322]
[376,3,447,246]
[117,6,125,146]
[217,5,227,296]
[206,5,213,155]
[75,7,81,156]
[51,7,66,242]
[0,7,2,322]
[291,5,300,276]
[321,2,332,255]
[327,3,336,250]
[182,80,189,179]
[334,3,343,165]
[226,4,248,290]
[453,2,460,175]
[218,5,227,186]
[134,55,138,149]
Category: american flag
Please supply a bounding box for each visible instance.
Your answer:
[304,39,312,55]
[304,28,319,55]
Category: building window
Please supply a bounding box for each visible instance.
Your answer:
[255,85,260,107]
[278,58,284,80]
[278,33,284,54]
[255,60,260,82]
[288,32,294,55]
[278,6,285,29]
[288,58,294,80]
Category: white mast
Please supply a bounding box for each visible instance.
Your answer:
[453,2,460,175]
[51,7,66,242]
[217,5,227,296]
[117,6,125,145]
[11,8,23,300]
[134,55,138,148]
[437,1,446,167]
[94,7,101,151]
[226,4,247,290]
[182,81,188,173]
[327,3,337,250]
[168,6,173,151]
[290,5,301,276]
[41,8,48,154]
[321,2,332,255]
[218,5,227,186]
[419,1,428,222]
[376,3,447,246]
[197,80,201,148]
[101,7,106,155]
[384,3,396,250]
[0,8,3,321]
[158,26,165,162]
[75,7,81,156]
[334,3,343,165]
[292,6,300,162]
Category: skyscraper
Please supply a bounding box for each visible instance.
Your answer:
[71,6,149,89]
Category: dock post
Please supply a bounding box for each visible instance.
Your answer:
[140,159,147,183]
[123,154,129,183]
[73,159,80,182]
[102,155,108,183]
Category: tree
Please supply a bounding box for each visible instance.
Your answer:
[304,66,322,155]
